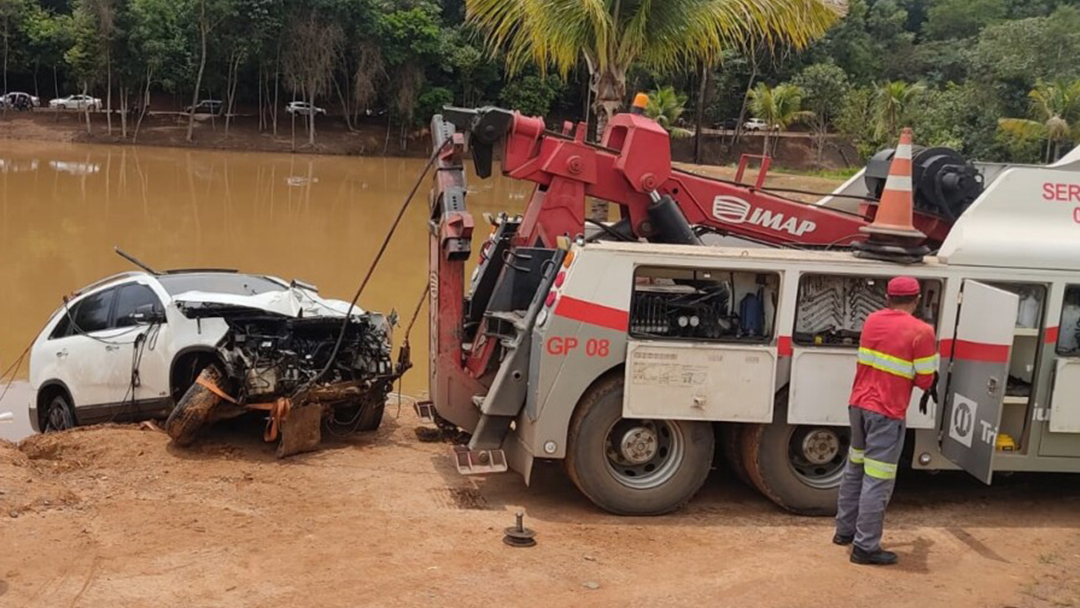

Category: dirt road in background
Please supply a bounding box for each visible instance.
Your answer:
[2,410,1078,608]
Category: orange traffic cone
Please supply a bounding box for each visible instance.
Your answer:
[860,127,926,240]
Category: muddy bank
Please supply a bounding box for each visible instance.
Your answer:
[0,111,856,169]
[0,112,432,157]
[1,417,1079,607]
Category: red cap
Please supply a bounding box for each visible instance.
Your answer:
[887,276,920,297]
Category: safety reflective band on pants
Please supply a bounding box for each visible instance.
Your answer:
[864,457,898,480]
[857,348,938,379]
[849,447,865,464]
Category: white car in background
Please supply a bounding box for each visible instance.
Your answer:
[286,101,326,116]
[49,94,102,111]
[27,269,394,434]
[1,92,40,109]
[743,118,769,131]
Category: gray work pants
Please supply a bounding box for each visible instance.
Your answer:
[835,406,906,552]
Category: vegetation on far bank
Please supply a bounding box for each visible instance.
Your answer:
[0,0,1078,165]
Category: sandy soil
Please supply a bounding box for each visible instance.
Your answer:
[1,409,1079,608]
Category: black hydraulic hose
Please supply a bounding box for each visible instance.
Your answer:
[301,138,451,392]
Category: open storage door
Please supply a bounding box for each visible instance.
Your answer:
[940,281,1019,484]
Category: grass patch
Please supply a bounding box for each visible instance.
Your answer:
[771,166,863,180]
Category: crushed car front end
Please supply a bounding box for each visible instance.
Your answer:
[164,284,403,456]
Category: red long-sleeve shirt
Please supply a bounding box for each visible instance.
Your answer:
[849,309,938,420]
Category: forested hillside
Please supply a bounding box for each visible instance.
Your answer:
[1,0,1077,162]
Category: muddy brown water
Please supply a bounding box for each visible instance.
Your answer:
[0,141,530,397]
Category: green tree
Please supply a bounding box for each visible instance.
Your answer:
[65,0,105,132]
[873,79,924,140]
[971,7,1080,88]
[128,0,184,140]
[923,0,1007,40]
[498,73,561,117]
[794,62,849,165]
[23,3,69,103]
[644,85,691,138]
[0,0,26,99]
[747,82,809,155]
[464,0,842,138]
[379,5,442,148]
[999,80,1080,163]
[184,0,234,142]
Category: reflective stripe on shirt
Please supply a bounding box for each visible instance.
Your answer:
[913,354,940,376]
[857,347,915,380]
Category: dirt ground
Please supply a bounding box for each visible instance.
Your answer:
[2,408,1079,608]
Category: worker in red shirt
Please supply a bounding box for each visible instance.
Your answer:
[834,276,938,566]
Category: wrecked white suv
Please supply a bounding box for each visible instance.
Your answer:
[29,269,400,455]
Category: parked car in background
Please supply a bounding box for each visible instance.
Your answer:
[184,99,223,115]
[713,117,740,130]
[49,94,102,111]
[743,118,769,131]
[27,268,395,439]
[286,101,326,116]
[1,92,40,110]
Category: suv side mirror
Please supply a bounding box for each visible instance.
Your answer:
[130,304,166,324]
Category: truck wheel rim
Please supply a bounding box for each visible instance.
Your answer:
[604,419,685,490]
[787,426,848,489]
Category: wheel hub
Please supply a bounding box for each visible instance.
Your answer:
[800,429,840,465]
[619,426,659,464]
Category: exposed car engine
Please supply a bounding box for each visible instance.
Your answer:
[166,293,403,457]
[218,314,394,403]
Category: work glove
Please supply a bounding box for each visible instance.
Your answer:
[919,372,939,415]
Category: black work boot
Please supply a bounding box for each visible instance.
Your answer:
[832,533,854,546]
[850,546,898,566]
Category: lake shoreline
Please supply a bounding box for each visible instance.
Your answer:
[0,111,434,158]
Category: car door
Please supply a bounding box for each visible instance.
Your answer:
[109,281,174,417]
[60,286,119,413]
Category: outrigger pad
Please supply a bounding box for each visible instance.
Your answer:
[277,403,323,458]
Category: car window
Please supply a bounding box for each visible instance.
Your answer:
[49,307,74,339]
[70,288,116,334]
[158,273,285,296]
[114,283,164,328]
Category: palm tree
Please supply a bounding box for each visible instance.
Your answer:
[873,80,924,141]
[747,83,810,155]
[464,0,844,138]
[999,80,1080,163]
[645,86,692,138]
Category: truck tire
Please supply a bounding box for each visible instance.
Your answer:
[166,364,227,447]
[740,401,850,516]
[565,376,714,516]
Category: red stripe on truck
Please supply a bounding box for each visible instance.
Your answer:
[554,296,629,332]
[1046,326,1059,344]
[952,340,1011,363]
[778,336,793,357]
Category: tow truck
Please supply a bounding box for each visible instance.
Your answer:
[419,100,1080,515]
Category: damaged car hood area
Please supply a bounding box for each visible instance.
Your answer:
[171,287,382,323]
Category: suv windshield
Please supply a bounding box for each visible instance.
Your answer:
[158,273,285,297]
